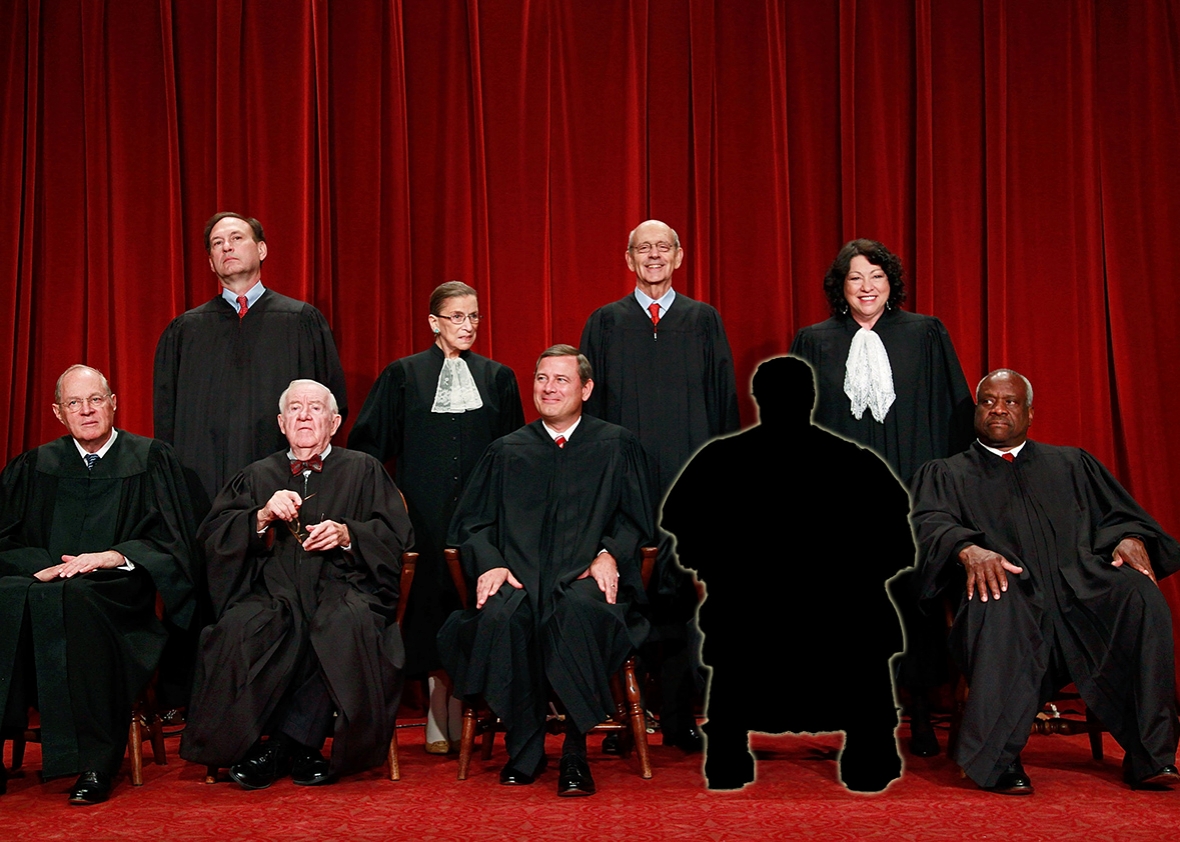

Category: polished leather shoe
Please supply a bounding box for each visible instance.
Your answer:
[600,733,622,755]
[664,726,704,754]
[557,754,595,797]
[499,765,536,785]
[984,759,1033,795]
[68,771,112,805]
[292,747,334,786]
[1126,764,1180,789]
[229,740,293,790]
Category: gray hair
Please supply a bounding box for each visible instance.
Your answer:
[976,369,1034,407]
[278,379,339,415]
[55,364,112,404]
[627,219,680,250]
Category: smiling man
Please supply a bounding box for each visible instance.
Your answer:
[438,345,654,797]
[911,369,1180,795]
[180,380,412,789]
[0,365,195,804]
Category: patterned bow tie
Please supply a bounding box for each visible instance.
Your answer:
[290,454,324,475]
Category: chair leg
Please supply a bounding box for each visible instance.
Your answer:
[129,713,145,786]
[10,732,25,771]
[388,728,400,781]
[149,712,167,766]
[457,704,477,780]
[1086,708,1104,761]
[621,657,652,779]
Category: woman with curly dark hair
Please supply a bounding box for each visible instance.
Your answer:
[790,239,973,759]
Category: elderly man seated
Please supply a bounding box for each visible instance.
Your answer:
[911,368,1180,794]
[0,365,195,804]
[439,345,654,797]
[181,379,412,789]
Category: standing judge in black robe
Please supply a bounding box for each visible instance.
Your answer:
[911,369,1180,793]
[790,239,974,757]
[0,365,195,805]
[349,281,524,753]
[438,346,654,797]
[181,380,412,789]
[579,219,739,750]
[153,212,347,515]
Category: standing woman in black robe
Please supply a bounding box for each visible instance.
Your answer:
[789,239,974,756]
[348,282,525,753]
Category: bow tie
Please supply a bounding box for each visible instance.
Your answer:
[290,454,324,475]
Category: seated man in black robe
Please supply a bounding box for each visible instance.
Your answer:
[0,365,196,805]
[181,379,412,789]
[438,345,654,797]
[912,368,1180,794]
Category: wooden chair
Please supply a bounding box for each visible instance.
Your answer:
[205,550,418,783]
[445,546,657,780]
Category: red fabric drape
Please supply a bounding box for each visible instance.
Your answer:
[4,0,1180,638]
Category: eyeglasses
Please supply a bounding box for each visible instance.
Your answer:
[436,313,482,325]
[630,242,676,255]
[58,395,110,412]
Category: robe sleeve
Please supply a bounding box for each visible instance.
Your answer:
[109,441,198,629]
[1080,449,1180,580]
[199,469,275,618]
[301,305,349,421]
[579,310,607,421]
[0,451,56,575]
[347,362,407,463]
[910,459,991,600]
[495,366,526,437]
[703,307,741,436]
[338,457,414,615]
[926,318,975,456]
[152,317,182,443]
[597,431,656,601]
[447,442,509,580]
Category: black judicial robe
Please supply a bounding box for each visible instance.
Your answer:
[437,417,654,737]
[0,433,195,778]
[153,289,348,512]
[912,441,1180,785]
[181,448,412,776]
[790,309,972,485]
[580,293,740,498]
[348,346,524,674]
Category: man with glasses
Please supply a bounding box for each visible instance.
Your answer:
[0,365,196,804]
[579,219,740,753]
[181,380,412,790]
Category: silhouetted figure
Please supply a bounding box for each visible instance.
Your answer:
[662,356,910,792]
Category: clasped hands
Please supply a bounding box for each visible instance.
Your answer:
[960,535,1154,602]
[257,489,350,552]
[475,552,621,609]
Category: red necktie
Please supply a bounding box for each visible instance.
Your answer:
[237,295,249,319]
[555,436,566,449]
[1002,452,1015,462]
[648,302,660,329]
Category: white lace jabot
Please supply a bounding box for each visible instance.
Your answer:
[431,357,484,413]
[843,327,895,423]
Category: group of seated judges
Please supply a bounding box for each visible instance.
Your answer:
[1,212,1178,805]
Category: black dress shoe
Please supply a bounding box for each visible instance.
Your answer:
[499,764,538,785]
[664,726,704,753]
[68,771,112,805]
[984,759,1033,795]
[557,754,595,797]
[1126,764,1180,790]
[908,718,940,758]
[601,733,622,755]
[229,740,293,790]
[292,747,334,786]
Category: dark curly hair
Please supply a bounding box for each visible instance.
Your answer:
[822,239,906,316]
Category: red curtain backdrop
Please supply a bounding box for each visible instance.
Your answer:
[4,0,1180,630]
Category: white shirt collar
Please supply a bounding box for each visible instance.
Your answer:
[634,286,676,318]
[542,417,582,442]
[286,443,332,461]
[222,281,266,310]
[73,427,118,462]
[977,439,1027,460]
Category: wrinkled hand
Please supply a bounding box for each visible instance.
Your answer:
[302,520,350,553]
[476,567,523,609]
[257,490,302,531]
[1112,536,1156,585]
[959,544,1023,602]
[577,552,620,605]
[36,550,125,582]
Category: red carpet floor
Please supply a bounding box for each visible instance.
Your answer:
[4,719,1179,841]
